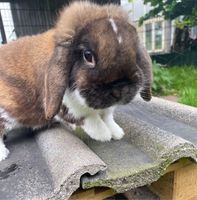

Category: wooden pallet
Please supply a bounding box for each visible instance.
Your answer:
[70,187,116,200]
[149,158,197,200]
[70,158,197,200]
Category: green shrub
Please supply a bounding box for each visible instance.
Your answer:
[179,88,197,107]
[152,62,173,95]
[152,63,197,107]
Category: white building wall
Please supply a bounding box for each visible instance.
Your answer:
[121,0,172,54]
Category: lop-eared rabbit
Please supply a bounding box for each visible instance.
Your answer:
[0,1,152,161]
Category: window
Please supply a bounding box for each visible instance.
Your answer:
[144,20,164,52]
[155,21,163,50]
[190,26,197,40]
[145,23,152,51]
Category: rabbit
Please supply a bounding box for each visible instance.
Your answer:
[0,1,152,161]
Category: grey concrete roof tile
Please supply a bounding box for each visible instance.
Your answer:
[0,97,197,199]
[0,126,106,200]
[133,96,197,128]
[81,97,197,192]
[36,126,106,199]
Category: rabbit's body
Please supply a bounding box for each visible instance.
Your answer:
[0,1,152,161]
[0,31,56,160]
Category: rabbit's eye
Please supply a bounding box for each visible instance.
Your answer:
[83,50,95,67]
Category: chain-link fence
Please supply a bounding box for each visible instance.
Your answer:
[0,0,120,44]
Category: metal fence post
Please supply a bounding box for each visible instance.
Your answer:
[0,10,7,44]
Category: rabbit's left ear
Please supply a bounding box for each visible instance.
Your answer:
[44,43,70,120]
[136,42,153,101]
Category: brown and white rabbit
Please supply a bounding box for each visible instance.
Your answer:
[0,1,152,161]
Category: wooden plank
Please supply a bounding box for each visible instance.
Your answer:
[149,159,197,200]
[173,163,197,200]
[149,172,174,200]
[94,188,116,200]
[70,188,116,200]
[164,158,193,174]
[70,188,95,200]
[149,158,191,200]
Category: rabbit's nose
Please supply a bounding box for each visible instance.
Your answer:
[111,85,130,99]
[111,89,121,99]
[111,79,131,88]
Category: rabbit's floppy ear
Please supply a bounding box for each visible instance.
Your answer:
[136,42,153,101]
[44,41,71,120]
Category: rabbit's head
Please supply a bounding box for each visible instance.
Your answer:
[45,2,152,118]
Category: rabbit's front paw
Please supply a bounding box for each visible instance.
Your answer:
[0,143,9,161]
[82,116,112,142]
[92,127,112,142]
[111,123,125,140]
[102,108,125,140]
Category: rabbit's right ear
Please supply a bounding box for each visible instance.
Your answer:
[44,42,71,120]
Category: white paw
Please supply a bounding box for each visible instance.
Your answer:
[0,145,9,162]
[111,125,125,140]
[82,124,112,142]
[82,116,112,142]
[90,128,112,142]
[102,106,125,140]
[102,115,125,140]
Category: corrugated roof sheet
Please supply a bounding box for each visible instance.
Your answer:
[0,97,197,200]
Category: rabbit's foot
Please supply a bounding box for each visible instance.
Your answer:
[102,107,125,140]
[107,120,125,140]
[82,115,112,141]
[0,138,9,161]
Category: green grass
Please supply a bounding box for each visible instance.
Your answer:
[152,63,197,107]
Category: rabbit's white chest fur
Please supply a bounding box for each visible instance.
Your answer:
[61,89,125,141]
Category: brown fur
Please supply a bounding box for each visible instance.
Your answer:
[0,1,152,133]
[0,30,55,127]
[54,2,128,42]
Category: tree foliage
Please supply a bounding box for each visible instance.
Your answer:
[139,0,197,28]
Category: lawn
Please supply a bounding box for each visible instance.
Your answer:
[152,62,197,107]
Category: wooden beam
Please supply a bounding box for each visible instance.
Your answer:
[164,158,193,174]
[149,172,174,200]
[149,158,197,200]
[70,188,116,200]
[173,163,197,200]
